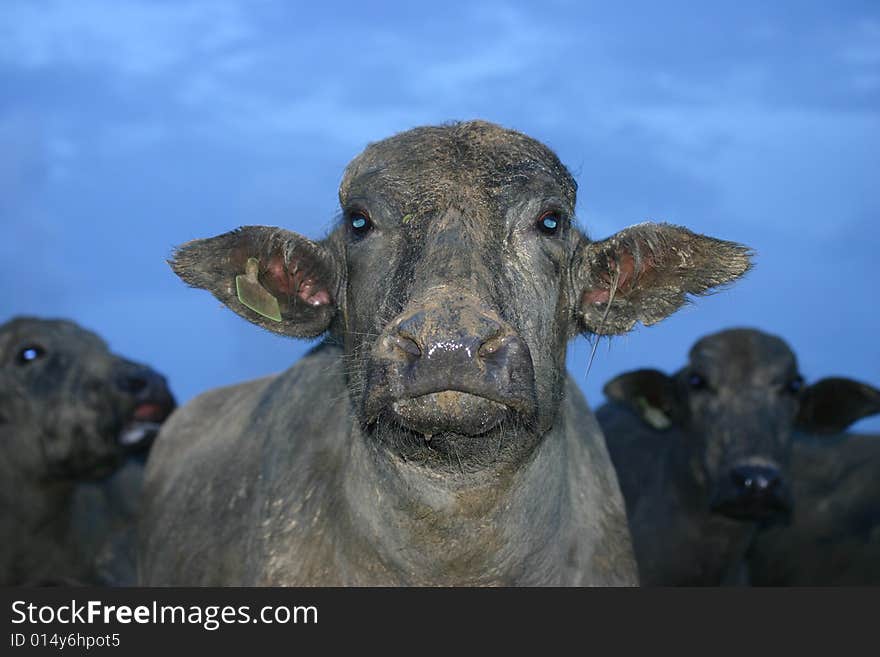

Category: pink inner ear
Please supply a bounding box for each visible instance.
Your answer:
[264,257,332,307]
[582,252,645,306]
[583,288,611,305]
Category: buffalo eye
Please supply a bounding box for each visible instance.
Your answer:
[785,375,804,394]
[16,345,46,365]
[688,372,707,390]
[536,212,562,236]
[348,211,373,237]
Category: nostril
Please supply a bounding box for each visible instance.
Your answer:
[732,470,751,489]
[391,334,422,358]
[478,334,508,358]
[731,466,782,494]
[763,474,782,491]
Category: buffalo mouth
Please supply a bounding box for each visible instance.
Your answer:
[710,493,793,523]
[117,397,176,451]
[391,390,513,437]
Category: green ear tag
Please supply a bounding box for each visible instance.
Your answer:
[235,258,283,322]
[401,214,413,224]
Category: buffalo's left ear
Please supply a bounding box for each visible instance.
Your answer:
[573,223,753,335]
[795,377,880,434]
[603,369,678,430]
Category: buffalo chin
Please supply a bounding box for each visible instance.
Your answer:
[117,421,162,452]
[48,452,121,482]
[365,390,541,470]
[710,496,793,523]
[392,391,510,437]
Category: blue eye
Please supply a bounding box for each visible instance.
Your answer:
[688,372,707,390]
[537,213,561,235]
[349,212,372,235]
[16,345,46,365]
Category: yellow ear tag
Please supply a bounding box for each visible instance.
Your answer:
[235,257,282,322]
[636,396,672,430]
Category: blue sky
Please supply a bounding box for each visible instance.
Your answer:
[1,0,878,431]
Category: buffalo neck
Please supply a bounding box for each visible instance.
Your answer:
[0,465,74,539]
[0,458,76,584]
[339,419,571,585]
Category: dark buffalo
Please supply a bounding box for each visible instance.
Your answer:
[597,327,880,585]
[0,317,175,585]
[140,121,751,586]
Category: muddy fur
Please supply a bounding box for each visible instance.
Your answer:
[0,317,174,585]
[598,327,880,585]
[577,223,752,335]
[141,344,637,585]
[144,121,752,585]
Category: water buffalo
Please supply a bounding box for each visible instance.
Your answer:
[597,327,880,585]
[0,317,175,585]
[140,120,751,586]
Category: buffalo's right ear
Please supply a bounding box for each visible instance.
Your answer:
[573,223,753,335]
[795,377,880,434]
[603,368,678,430]
[170,226,341,337]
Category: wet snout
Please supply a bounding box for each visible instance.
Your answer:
[711,460,792,522]
[365,296,537,436]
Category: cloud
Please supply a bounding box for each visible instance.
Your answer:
[1,0,878,435]
[0,0,254,76]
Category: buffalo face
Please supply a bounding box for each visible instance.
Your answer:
[604,327,880,523]
[0,317,176,480]
[171,121,752,471]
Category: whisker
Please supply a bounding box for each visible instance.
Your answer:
[585,264,620,381]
